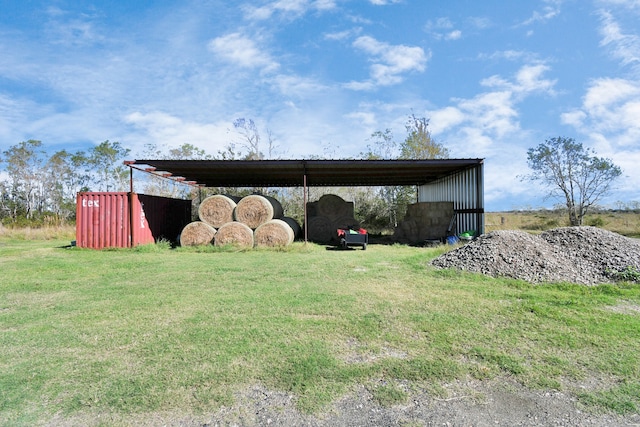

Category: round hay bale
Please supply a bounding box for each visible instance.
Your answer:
[198,195,237,227]
[281,216,302,239]
[179,221,216,246]
[306,215,335,244]
[234,195,283,229]
[317,194,353,220]
[263,195,284,219]
[306,201,319,218]
[214,221,254,248]
[254,219,295,247]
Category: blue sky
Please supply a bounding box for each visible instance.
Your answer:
[1,0,639,211]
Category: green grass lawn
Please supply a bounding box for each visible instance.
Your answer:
[1,237,639,425]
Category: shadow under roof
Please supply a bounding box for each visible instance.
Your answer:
[128,159,484,188]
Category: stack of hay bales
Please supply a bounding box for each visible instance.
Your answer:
[393,202,454,244]
[305,194,360,244]
[179,194,300,248]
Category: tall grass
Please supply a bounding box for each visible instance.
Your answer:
[1,238,639,425]
[485,211,640,237]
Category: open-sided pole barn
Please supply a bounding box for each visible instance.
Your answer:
[126,159,485,242]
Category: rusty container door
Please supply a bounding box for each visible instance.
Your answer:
[76,192,158,249]
[129,193,155,247]
[76,192,130,249]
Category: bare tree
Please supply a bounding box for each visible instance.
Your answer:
[233,118,263,160]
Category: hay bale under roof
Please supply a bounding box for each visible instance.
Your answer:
[234,195,284,229]
[198,194,238,228]
[214,221,254,248]
[254,219,295,247]
[179,221,216,246]
[306,215,335,244]
[317,194,354,220]
[281,216,301,239]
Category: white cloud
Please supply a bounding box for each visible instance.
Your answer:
[480,64,557,98]
[598,10,640,68]
[346,36,429,89]
[424,17,463,40]
[44,6,104,46]
[445,30,462,41]
[368,0,402,5]
[520,0,562,26]
[597,0,640,8]
[559,76,640,201]
[424,62,557,167]
[244,0,337,21]
[124,112,231,155]
[270,75,329,98]
[208,33,279,73]
[324,28,362,41]
[566,78,640,146]
[467,16,492,30]
[427,107,465,134]
[560,110,587,127]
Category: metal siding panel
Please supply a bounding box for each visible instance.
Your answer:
[76,192,130,249]
[418,164,485,237]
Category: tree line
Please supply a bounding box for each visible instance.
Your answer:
[0,115,448,229]
[1,114,624,230]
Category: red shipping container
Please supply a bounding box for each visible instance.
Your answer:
[76,192,156,249]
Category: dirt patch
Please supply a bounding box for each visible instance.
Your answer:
[605,301,640,315]
[74,380,637,427]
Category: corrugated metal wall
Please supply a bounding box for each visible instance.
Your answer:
[75,192,166,249]
[418,162,484,236]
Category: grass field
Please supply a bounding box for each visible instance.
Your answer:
[1,223,640,425]
[485,210,640,237]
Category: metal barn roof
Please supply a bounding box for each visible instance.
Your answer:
[128,159,484,188]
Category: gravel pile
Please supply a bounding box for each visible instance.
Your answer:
[431,226,640,285]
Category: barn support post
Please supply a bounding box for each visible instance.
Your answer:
[128,166,134,247]
[303,171,308,244]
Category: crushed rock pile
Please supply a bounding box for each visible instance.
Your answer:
[431,226,640,285]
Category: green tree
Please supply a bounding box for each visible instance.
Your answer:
[399,114,449,159]
[525,136,622,226]
[86,140,130,191]
[0,140,46,220]
[44,150,78,219]
[138,143,211,198]
[168,143,212,160]
[361,129,396,160]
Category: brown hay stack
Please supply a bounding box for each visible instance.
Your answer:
[254,219,295,247]
[317,194,353,220]
[198,195,237,228]
[234,195,284,229]
[214,221,254,248]
[306,215,335,244]
[395,202,454,243]
[179,221,216,246]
